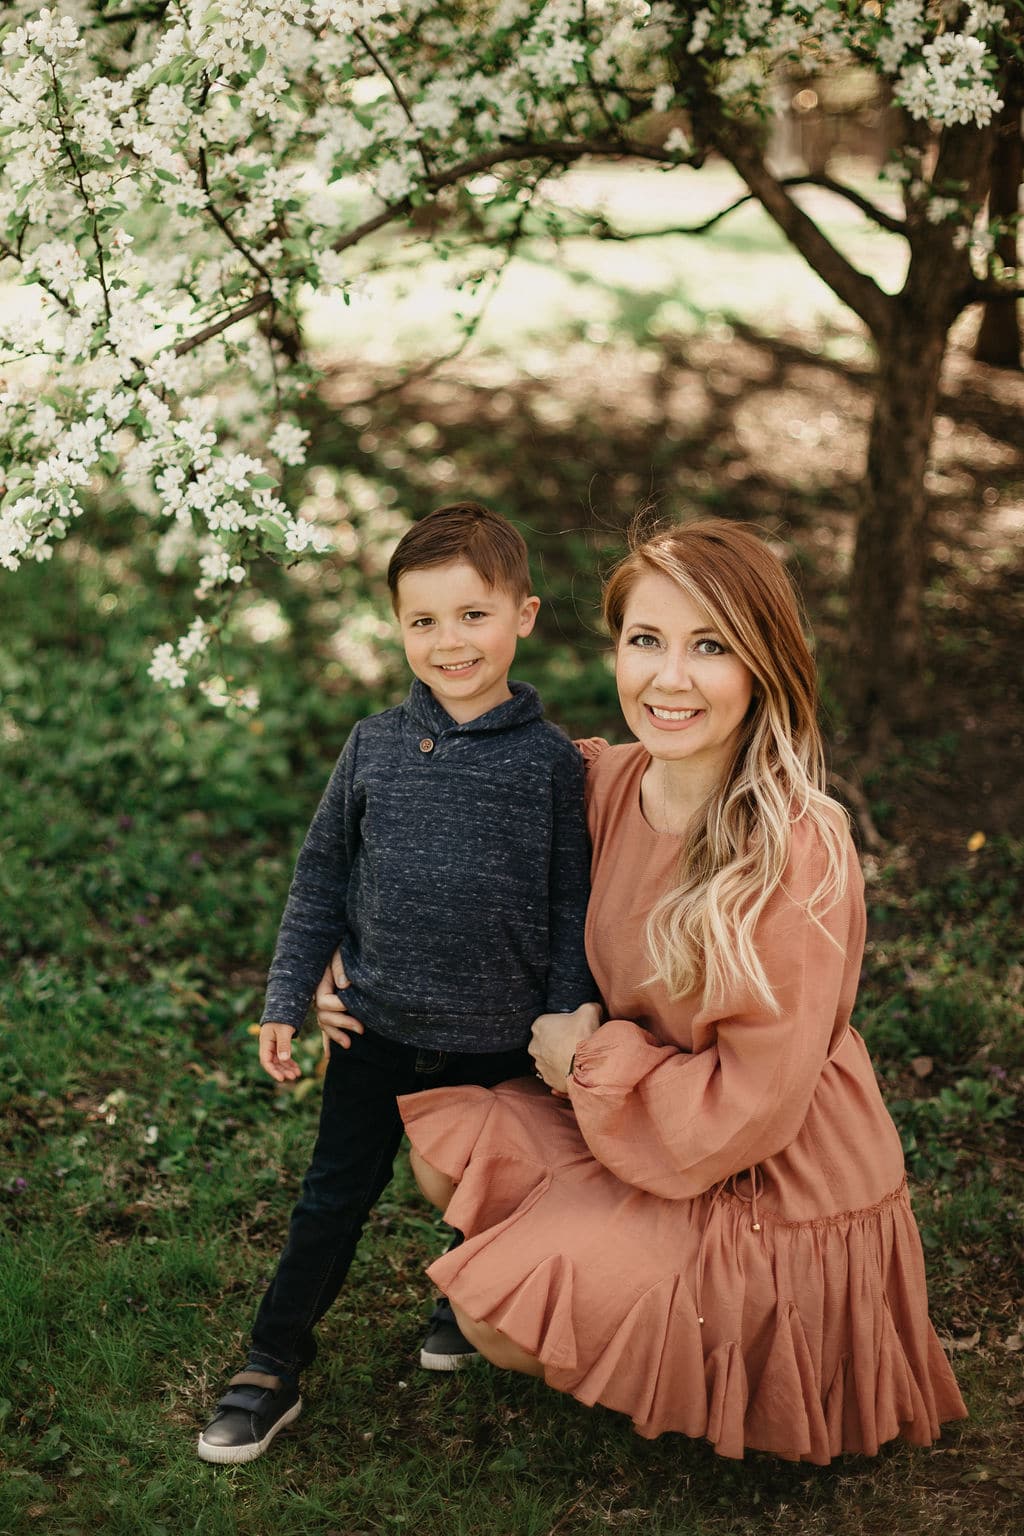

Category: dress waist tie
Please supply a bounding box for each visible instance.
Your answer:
[694,1165,763,1326]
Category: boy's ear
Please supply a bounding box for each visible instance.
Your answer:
[518,595,541,636]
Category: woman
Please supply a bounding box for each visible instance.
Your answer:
[320,520,966,1463]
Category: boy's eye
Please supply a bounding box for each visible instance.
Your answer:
[410,617,434,628]
[463,610,488,621]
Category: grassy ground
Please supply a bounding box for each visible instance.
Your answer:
[2,171,1023,1534]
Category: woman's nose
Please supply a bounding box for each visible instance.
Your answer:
[654,647,693,690]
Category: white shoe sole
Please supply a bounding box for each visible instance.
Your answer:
[197,1397,302,1464]
[419,1348,479,1372]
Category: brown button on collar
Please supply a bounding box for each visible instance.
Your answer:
[419,737,434,753]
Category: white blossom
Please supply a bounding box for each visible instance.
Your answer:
[177,618,210,662]
[30,242,87,299]
[148,642,188,688]
[896,34,1003,128]
[687,8,713,54]
[964,3,1006,35]
[926,197,960,225]
[374,157,417,203]
[267,421,310,466]
[0,0,1011,705]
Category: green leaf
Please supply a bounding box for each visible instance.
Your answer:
[250,44,266,71]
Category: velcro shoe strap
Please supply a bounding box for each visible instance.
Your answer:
[217,1384,276,1413]
[227,1370,284,1391]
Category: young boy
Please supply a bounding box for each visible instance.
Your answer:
[198,501,595,1464]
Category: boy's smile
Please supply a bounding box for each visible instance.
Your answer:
[395,560,540,723]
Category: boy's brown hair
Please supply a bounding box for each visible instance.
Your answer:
[387,501,533,608]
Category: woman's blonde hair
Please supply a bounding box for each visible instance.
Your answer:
[602,518,848,1011]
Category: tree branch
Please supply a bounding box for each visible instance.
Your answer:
[353,27,433,179]
[792,174,906,236]
[560,172,907,243]
[196,146,276,288]
[957,279,1024,306]
[336,163,552,406]
[173,292,272,355]
[89,2,171,23]
[48,61,113,325]
[172,134,696,356]
[714,129,894,341]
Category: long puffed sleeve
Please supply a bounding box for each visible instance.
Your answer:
[567,819,865,1199]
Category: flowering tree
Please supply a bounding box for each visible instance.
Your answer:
[1,1,1019,731]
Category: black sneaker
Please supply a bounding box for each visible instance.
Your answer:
[419,1298,479,1372]
[197,1370,302,1464]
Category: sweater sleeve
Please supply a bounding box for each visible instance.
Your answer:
[544,744,600,1011]
[567,823,863,1198]
[260,724,363,1033]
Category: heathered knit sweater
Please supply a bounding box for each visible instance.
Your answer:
[261,679,596,1050]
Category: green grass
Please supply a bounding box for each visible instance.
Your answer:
[1,529,1021,1536]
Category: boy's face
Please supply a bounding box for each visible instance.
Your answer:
[395,561,540,723]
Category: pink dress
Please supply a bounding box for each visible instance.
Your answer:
[399,742,966,1462]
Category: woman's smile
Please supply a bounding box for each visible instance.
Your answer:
[645,704,703,727]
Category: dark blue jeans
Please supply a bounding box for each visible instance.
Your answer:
[248,1027,531,1378]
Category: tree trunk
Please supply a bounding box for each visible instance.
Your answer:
[843,124,998,743]
[844,314,949,743]
[973,97,1022,371]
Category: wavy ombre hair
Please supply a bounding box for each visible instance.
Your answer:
[603,519,848,1011]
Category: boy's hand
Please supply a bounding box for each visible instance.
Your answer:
[259,1023,301,1082]
[314,949,366,1050]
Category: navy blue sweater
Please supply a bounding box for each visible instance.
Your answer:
[262,680,595,1050]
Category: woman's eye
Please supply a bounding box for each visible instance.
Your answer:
[628,633,659,649]
[695,638,726,656]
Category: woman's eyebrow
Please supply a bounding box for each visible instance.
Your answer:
[625,621,719,637]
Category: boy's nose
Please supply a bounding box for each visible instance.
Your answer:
[434,624,461,649]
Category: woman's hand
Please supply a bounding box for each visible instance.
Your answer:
[529,1002,603,1094]
[314,950,366,1049]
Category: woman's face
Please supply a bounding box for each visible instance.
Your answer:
[614,570,755,777]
